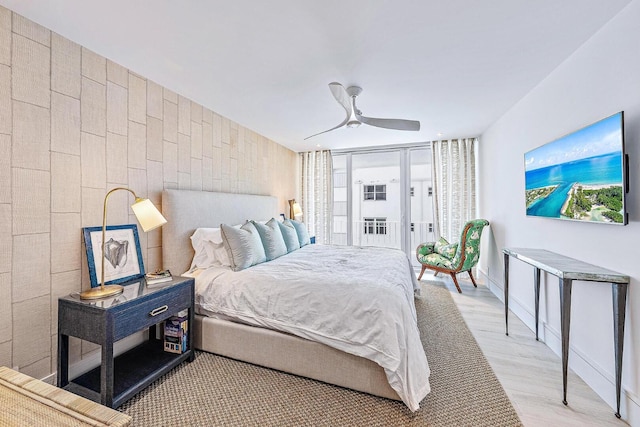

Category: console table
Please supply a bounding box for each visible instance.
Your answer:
[503,247,629,418]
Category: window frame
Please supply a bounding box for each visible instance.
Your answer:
[363,184,387,201]
[363,217,387,235]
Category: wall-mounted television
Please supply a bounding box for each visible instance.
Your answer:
[524,111,628,225]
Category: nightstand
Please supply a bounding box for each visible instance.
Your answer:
[57,276,195,408]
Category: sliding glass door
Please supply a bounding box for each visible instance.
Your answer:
[332,145,434,264]
[352,151,402,249]
[409,148,435,268]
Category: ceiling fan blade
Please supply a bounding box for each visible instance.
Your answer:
[304,118,349,140]
[328,82,353,115]
[357,115,420,131]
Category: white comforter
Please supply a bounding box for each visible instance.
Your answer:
[193,244,430,411]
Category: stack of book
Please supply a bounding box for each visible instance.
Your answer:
[164,310,188,354]
[145,270,172,287]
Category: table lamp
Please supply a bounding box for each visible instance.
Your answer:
[80,187,167,300]
[288,199,303,220]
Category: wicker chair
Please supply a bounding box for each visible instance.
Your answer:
[416,219,489,293]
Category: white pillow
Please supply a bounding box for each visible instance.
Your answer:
[189,226,238,270]
[204,241,232,267]
[190,228,219,270]
[191,227,222,247]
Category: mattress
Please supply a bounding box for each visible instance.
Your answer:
[191,244,430,411]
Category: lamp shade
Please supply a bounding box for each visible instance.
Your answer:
[131,198,167,232]
[292,202,303,218]
[288,199,303,220]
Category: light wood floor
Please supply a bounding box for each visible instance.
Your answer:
[421,273,628,427]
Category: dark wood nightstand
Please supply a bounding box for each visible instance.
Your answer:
[57,276,195,408]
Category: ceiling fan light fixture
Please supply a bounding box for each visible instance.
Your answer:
[303,82,420,140]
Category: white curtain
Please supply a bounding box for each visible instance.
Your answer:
[431,138,477,242]
[300,150,333,244]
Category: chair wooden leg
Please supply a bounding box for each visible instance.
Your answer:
[468,270,478,287]
[418,265,427,281]
[433,271,439,277]
[450,273,462,293]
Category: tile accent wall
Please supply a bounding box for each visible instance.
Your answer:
[0,7,298,380]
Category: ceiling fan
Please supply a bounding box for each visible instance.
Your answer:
[304,82,420,140]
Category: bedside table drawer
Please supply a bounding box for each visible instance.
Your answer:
[113,288,191,340]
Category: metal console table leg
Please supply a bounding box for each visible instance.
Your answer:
[559,277,573,406]
[504,252,509,336]
[612,282,628,419]
[534,267,540,341]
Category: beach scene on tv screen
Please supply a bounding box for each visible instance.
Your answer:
[524,112,624,224]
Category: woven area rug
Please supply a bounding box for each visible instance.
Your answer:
[120,282,522,426]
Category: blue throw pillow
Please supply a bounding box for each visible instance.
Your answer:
[277,221,300,253]
[220,222,267,271]
[287,219,310,247]
[252,218,287,261]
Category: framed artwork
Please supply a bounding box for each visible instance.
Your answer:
[83,224,145,288]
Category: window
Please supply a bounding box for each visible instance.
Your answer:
[363,217,387,235]
[334,171,347,188]
[377,219,387,235]
[333,201,347,216]
[363,185,386,201]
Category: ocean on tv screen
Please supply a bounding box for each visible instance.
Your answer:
[525,152,624,223]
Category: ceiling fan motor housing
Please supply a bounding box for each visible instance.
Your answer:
[346,86,363,97]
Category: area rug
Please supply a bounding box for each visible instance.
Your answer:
[120,282,522,426]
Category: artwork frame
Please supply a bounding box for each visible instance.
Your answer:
[83,224,145,288]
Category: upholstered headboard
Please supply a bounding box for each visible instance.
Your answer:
[161,189,279,275]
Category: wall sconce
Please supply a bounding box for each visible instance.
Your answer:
[288,199,303,220]
[80,187,167,300]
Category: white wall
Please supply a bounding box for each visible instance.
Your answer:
[478,1,640,424]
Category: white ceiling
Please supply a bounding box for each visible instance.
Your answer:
[1,0,631,152]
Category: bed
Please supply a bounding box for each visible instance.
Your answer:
[161,189,430,411]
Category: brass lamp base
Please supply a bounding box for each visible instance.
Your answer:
[79,284,124,300]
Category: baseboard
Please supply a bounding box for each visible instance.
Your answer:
[627,391,640,427]
[478,268,540,339]
[478,268,640,424]
[41,372,56,385]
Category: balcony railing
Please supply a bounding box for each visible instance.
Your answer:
[332,221,436,267]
